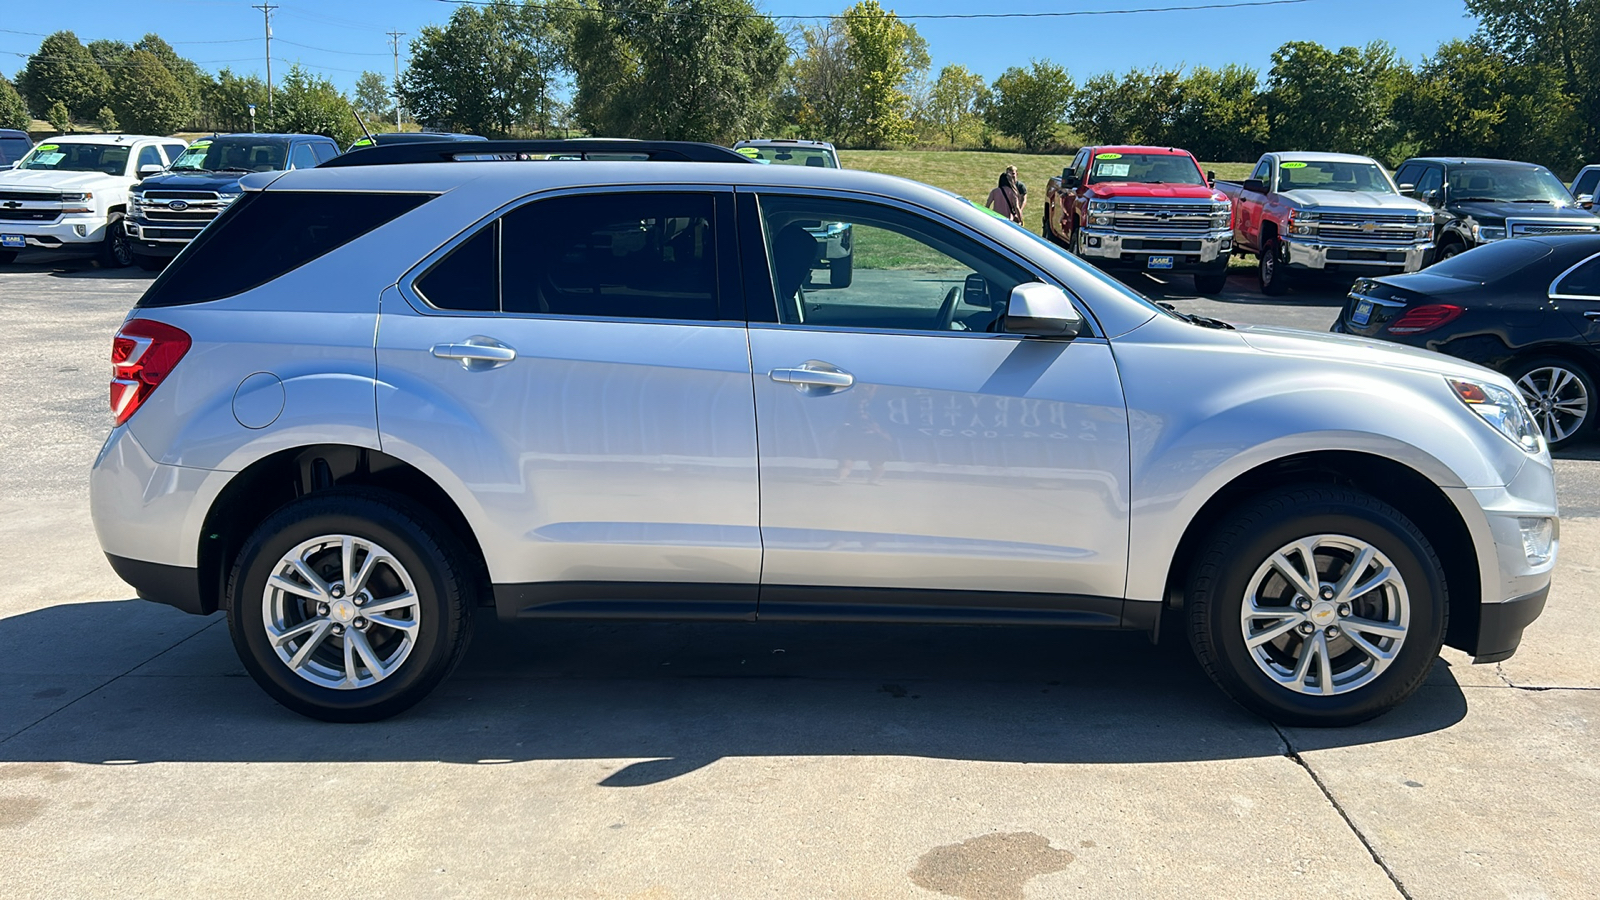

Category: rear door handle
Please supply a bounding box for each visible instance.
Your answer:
[769,362,854,393]
[431,337,517,370]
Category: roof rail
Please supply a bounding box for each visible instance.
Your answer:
[318,138,753,168]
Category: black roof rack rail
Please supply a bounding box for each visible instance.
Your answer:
[319,138,753,168]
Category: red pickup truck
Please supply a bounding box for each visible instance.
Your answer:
[1043,145,1234,294]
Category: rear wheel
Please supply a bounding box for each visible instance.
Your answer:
[1259,236,1291,295]
[97,215,132,268]
[1512,356,1595,449]
[227,489,476,722]
[1187,486,1446,726]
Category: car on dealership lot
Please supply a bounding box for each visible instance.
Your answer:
[0,133,187,267]
[93,139,1557,726]
[1393,157,1600,262]
[0,129,32,167]
[1570,164,1598,211]
[734,139,853,286]
[1217,152,1436,294]
[1043,145,1233,295]
[1333,235,1600,448]
[126,133,342,270]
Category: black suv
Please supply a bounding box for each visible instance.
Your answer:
[126,133,341,269]
[1394,157,1600,263]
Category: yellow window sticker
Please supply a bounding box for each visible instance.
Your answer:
[35,144,58,152]
[352,138,373,148]
[735,147,760,158]
[189,140,212,149]
[1280,162,1308,169]
[1095,153,1123,160]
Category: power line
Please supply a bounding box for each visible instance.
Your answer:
[276,38,391,56]
[252,3,278,120]
[432,0,1319,19]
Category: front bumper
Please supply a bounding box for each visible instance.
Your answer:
[0,216,112,250]
[1285,237,1432,273]
[1077,227,1232,270]
[124,218,199,256]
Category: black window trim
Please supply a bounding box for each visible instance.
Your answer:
[1549,250,1600,301]
[732,185,1104,340]
[397,184,744,326]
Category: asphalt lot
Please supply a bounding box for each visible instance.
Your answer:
[3,254,1598,899]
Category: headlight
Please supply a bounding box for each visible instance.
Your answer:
[218,192,242,207]
[1474,225,1506,241]
[1088,200,1112,213]
[1210,202,1232,228]
[1415,225,1432,240]
[1289,211,1319,236]
[1448,377,1542,454]
[61,192,92,202]
[61,191,94,214]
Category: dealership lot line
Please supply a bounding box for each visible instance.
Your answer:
[1,260,1596,898]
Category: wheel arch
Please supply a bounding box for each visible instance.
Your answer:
[197,443,489,614]
[1160,450,1482,654]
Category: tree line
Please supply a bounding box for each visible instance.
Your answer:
[3,0,1596,174]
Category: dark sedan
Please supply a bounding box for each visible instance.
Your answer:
[1332,234,1600,447]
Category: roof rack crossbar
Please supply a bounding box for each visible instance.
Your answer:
[319,139,753,168]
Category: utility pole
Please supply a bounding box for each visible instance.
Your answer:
[253,3,278,125]
[386,30,406,131]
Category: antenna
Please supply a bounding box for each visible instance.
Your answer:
[352,105,376,145]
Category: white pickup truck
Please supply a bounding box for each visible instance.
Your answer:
[0,133,188,267]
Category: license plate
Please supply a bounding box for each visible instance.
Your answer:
[1147,255,1174,270]
[1352,300,1373,326]
[0,235,24,249]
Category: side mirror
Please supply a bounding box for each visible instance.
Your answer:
[1005,283,1082,338]
[961,273,991,307]
[1421,188,1442,206]
[1206,169,1217,187]
[1242,178,1267,194]
[1578,194,1594,210]
[138,164,164,178]
[1060,167,1078,187]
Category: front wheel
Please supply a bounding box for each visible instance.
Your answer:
[97,216,133,268]
[1259,236,1291,295]
[1512,356,1595,449]
[227,489,476,722]
[1187,486,1446,726]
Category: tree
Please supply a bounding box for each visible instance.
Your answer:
[96,106,120,132]
[567,0,789,143]
[840,0,928,148]
[16,31,112,121]
[787,20,854,141]
[354,71,396,125]
[1265,41,1405,159]
[133,34,209,127]
[0,76,28,131]
[400,0,565,137]
[204,69,268,133]
[107,50,193,135]
[926,64,988,146]
[1174,65,1267,162]
[87,39,131,70]
[1464,0,1598,163]
[271,65,360,145]
[47,100,71,135]
[986,60,1073,151]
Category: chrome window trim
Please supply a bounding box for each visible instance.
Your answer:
[397,183,735,322]
[733,184,1107,338]
[1548,250,1600,301]
[747,320,1108,344]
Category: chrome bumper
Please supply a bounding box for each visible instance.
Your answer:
[0,216,111,247]
[1077,227,1233,263]
[1284,237,1433,272]
[125,219,203,245]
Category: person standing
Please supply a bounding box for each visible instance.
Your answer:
[986,170,1024,223]
[1008,165,1028,217]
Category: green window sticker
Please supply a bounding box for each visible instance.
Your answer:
[188,140,212,149]
[1280,162,1308,169]
[735,147,760,158]
[1095,153,1123,160]
[352,138,373,148]
[35,144,58,152]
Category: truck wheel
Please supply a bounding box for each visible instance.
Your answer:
[133,253,166,272]
[1194,270,1229,295]
[1187,485,1446,727]
[1043,209,1063,246]
[227,488,477,722]
[1259,236,1291,295]
[829,252,853,288]
[1436,240,1467,263]
[97,216,133,268]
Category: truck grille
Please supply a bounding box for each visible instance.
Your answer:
[0,190,63,202]
[1316,213,1418,244]
[0,209,59,222]
[140,190,223,226]
[1110,202,1212,233]
[1507,218,1600,237]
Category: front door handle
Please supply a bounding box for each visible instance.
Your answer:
[431,336,517,370]
[769,362,854,393]
[1585,311,1600,320]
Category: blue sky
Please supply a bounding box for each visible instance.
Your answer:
[2,0,1482,95]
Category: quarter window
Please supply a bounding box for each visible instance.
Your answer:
[754,194,1034,334]
[1555,255,1600,298]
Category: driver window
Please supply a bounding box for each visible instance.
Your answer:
[1414,166,1443,198]
[756,194,1033,334]
[1251,159,1272,188]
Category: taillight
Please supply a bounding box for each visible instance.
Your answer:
[110,319,191,425]
[1385,304,1463,335]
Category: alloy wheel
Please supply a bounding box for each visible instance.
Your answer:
[1516,365,1590,445]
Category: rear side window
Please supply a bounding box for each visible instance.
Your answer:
[291,143,317,169]
[1554,255,1600,297]
[1575,169,1600,197]
[0,137,32,164]
[138,191,434,308]
[310,142,338,165]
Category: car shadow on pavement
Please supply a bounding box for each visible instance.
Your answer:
[1129,270,1353,308]
[0,600,1470,783]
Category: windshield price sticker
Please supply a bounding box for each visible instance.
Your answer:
[1095,153,1123,160]
[1281,162,1308,169]
[32,152,65,165]
[1096,163,1131,177]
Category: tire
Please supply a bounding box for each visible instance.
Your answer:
[1259,235,1291,295]
[1510,356,1596,449]
[829,251,853,288]
[97,215,133,268]
[1194,269,1229,295]
[1186,485,1447,727]
[227,488,477,722]
[133,253,165,272]
[1436,240,1467,263]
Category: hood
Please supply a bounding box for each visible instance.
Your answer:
[1235,325,1501,382]
[136,170,252,193]
[1088,182,1220,201]
[0,169,125,192]
[1277,190,1429,214]
[1445,199,1597,225]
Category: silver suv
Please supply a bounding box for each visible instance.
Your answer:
[91,140,1558,725]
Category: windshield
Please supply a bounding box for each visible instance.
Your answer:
[738,145,837,168]
[1448,164,1577,204]
[1276,160,1396,193]
[1087,152,1205,185]
[171,138,288,173]
[17,142,130,175]
[1574,169,1600,197]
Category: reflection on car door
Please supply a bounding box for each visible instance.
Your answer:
[376,188,762,618]
[744,191,1131,622]
[1552,252,1600,345]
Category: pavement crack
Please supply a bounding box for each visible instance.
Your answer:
[1272,723,1414,900]
[1493,663,1600,691]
